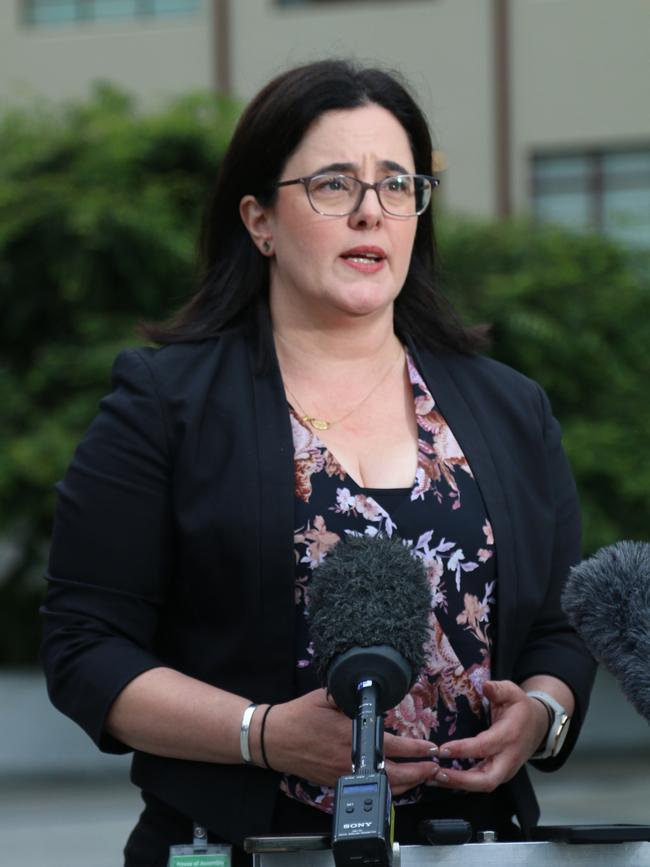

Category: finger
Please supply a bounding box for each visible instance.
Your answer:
[430,754,515,793]
[432,766,497,793]
[438,701,529,759]
[386,758,444,795]
[483,679,524,706]
[437,729,500,762]
[383,733,439,759]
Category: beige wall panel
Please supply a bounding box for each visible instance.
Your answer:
[510,0,650,212]
[3,1,648,221]
[0,0,213,107]
[230,0,496,217]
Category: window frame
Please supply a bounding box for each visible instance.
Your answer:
[530,143,650,245]
[21,0,201,27]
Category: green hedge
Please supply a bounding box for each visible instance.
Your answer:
[0,85,240,663]
[0,87,648,663]
[437,219,650,556]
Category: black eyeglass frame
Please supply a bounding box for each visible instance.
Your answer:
[275,173,440,217]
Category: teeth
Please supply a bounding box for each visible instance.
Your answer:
[346,255,380,263]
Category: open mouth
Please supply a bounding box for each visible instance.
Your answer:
[340,246,387,266]
[344,254,382,264]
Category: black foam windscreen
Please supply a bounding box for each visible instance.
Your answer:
[562,540,650,722]
[308,533,430,687]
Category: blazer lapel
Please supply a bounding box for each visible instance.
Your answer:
[407,341,518,680]
[244,327,520,688]
[247,330,298,699]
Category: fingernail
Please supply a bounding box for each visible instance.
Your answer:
[425,778,440,787]
[437,772,449,783]
[428,745,439,755]
[440,748,451,758]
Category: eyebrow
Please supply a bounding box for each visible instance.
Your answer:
[311,159,411,176]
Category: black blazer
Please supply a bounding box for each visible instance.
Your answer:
[41,324,596,845]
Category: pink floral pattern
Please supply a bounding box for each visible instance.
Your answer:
[284,350,496,812]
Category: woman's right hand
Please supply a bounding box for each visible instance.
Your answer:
[260,688,442,795]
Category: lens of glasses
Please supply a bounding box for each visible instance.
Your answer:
[306,174,432,216]
[378,175,432,216]
[307,175,359,215]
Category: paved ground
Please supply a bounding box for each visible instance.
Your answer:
[1,751,649,867]
[1,668,648,865]
[530,752,650,825]
[0,773,140,867]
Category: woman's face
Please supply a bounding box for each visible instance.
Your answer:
[262,104,420,325]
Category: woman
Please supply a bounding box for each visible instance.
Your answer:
[41,60,596,865]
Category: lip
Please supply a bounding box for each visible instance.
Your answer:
[340,245,387,274]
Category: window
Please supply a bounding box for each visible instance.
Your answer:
[276,0,425,5]
[276,1,363,5]
[532,148,650,247]
[22,0,200,26]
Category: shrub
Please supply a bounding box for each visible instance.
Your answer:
[0,84,240,663]
[1,88,647,663]
[437,217,650,555]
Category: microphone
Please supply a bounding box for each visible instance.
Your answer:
[561,540,650,723]
[309,533,430,716]
[308,533,430,867]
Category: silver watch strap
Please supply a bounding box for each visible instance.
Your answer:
[526,690,570,760]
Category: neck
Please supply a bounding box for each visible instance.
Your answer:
[271,302,399,374]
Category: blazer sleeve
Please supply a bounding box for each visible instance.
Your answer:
[40,349,173,753]
[512,382,597,770]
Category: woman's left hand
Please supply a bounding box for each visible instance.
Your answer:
[430,680,550,792]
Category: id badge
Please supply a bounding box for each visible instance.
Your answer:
[168,823,231,867]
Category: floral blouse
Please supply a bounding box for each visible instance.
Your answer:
[281,351,497,813]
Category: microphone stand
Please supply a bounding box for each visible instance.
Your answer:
[331,677,395,867]
[352,680,384,776]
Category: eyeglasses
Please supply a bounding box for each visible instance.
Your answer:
[275,173,439,217]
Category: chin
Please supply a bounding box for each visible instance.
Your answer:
[333,284,398,318]
[334,300,391,320]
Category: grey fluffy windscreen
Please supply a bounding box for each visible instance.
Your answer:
[307,534,431,684]
[562,540,650,723]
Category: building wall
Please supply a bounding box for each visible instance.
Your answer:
[510,0,650,213]
[1,0,648,221]
[232,0,649,220]
[0,0,214,107]
[231,0,496,216]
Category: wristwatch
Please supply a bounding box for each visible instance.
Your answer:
[526,690,571,760]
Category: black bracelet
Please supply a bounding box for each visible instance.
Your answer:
[260,704,275,772]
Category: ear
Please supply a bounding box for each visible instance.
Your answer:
[239,195,274,256]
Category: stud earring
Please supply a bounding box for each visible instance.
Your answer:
[262,240,271,253]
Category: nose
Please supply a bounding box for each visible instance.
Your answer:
[348,184,383,229]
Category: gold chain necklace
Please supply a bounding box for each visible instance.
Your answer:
[282,343,404,431]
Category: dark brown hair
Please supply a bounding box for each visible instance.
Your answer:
[143,59,485,354]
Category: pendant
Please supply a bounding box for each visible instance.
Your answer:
[305,416,330,431]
